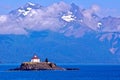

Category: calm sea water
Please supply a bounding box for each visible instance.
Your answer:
[0,64,120,80]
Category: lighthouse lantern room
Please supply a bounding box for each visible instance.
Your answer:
[31,55,40,63]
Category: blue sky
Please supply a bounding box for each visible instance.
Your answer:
[0,0,120,17]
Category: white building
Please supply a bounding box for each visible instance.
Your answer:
[31,55,40,63]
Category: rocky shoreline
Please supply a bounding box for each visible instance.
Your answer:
[10,62,79,71]
[10,62,65,71]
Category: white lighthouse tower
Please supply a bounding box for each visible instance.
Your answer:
[31,55,40,63]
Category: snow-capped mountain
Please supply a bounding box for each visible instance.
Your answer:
[9,2,42,17]
[0,2,120,64]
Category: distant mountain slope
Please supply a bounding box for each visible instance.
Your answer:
[0,31,119,64]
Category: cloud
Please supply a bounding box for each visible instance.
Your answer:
[0,15,7,23]
[0,2,119,37]
[25,2,70,31]
[82,4,100,30]
[83,4,100,19]
[99,8,120,17]
[0,2,70,35]
[0,26,27,35]
[0,16,27,35]
[91,5,100,12]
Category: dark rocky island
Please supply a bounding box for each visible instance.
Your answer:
[10,55,79,71]
[11,62,65,71]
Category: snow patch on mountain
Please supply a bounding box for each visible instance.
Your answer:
[61,11,76,22]
[110,47,118,54]
[27,7,32,11]
[97,22,102,28]
[18,9,30,16]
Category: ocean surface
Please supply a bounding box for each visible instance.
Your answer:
[0,64,120,80]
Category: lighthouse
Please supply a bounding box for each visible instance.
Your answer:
[31,55,40,63]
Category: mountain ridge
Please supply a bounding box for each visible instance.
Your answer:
[0,2,120,64]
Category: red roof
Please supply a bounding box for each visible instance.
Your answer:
[31,55,39,59]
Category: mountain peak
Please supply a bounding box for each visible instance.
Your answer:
[24,2,37,8]
[9,2,42,17]
[23,2,42,9]
[69,3,83,20]
[71,3,78,8]
[27,2,35,6]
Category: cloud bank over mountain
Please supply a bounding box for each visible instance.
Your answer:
[0,1,119,36]
[0,2,69,35]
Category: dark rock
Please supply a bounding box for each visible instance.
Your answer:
[10,62,65,71]
[9,62,80,71]
[66,68,80,70]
